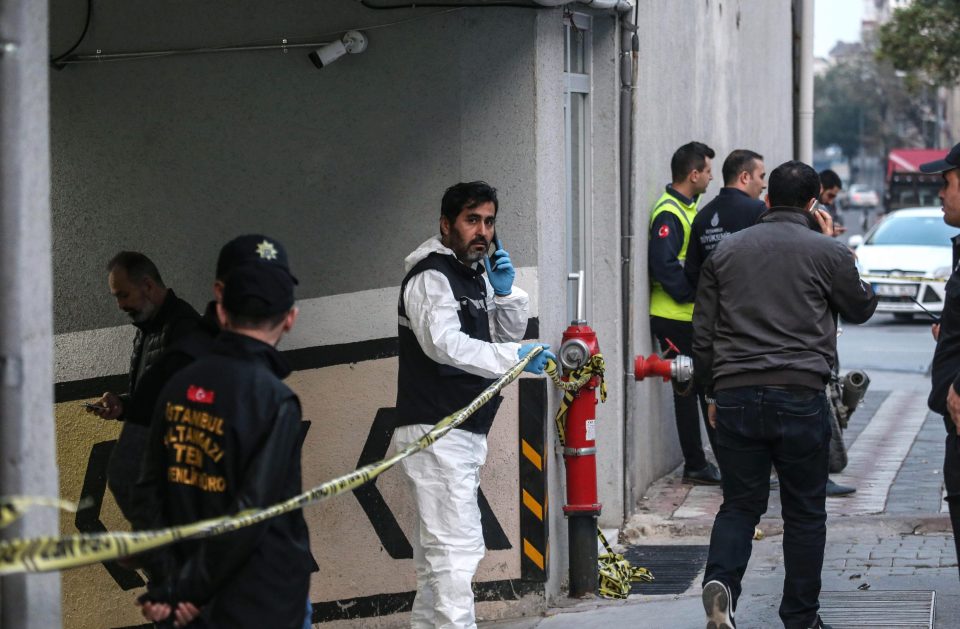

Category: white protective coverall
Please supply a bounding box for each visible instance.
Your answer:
[395,235,529,629]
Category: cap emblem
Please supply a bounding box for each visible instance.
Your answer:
[256,240,278,261]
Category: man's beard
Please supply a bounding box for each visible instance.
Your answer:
[449,234,487,264]
[127,300,157,323]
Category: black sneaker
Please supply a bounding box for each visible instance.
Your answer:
[826,478,855,497]
[702,580,735,629]
[683,462,722,485]
[808,615,832,628]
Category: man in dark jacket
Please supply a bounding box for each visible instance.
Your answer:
[923,142,960,578]
[685,149,766,289]
[818,169,846,236]
[87,252,200,529]
[693,161,877,629]
[124,235,290,439]
[138,246,313,629]
[127,235,293,533]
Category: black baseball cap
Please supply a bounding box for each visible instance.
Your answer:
[216,234,298,284]
[919,143,960,174]
[221,263,296,317]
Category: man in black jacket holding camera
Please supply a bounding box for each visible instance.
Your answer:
[693,161,877,629]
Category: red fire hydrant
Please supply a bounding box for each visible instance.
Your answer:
[634,338,694,384]
[558,321,602,597]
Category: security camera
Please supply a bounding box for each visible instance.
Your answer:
[309,30,367,69]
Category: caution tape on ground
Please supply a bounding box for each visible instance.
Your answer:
[598,529,654,599]
[0,347,544,577]
[547,354,654,599]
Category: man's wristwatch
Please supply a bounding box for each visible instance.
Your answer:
[704,396,717,406]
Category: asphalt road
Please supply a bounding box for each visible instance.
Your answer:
[838,313,937,375]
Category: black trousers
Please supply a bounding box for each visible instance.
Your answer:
[943,428,960,579]
[650,315,717,471]
[704,386,829,628]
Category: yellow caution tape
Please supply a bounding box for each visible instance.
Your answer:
[598,529,654,599]
[0,496,91,529]
[545,354,607,446]
[861,273,945,283]
[0,347,544,577]
[546,355,652,599]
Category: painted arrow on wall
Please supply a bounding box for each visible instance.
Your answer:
[352,407,511,559]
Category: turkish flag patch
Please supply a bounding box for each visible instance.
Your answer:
[187,385,215,404]
[658,224,670,238]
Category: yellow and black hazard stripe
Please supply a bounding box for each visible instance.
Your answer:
[0,347,545,577]
[519,378,548,581]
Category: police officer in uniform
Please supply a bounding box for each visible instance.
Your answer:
[137,238,314,629]
[394,181,554,629]
[924,142,960,577]
[684,149,766,290]
[648,141,721,485]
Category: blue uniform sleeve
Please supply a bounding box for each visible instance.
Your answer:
[684,216,706,291]
[649,212,696,304]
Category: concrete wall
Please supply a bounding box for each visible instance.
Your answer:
[625,0,796,511]
[46,0,797,623]
[50,0,541,335]
[49,1,551,626]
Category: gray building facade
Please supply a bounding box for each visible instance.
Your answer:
[39,0,796,626]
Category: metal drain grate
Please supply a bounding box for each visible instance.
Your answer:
[819,590,935,628]
[621,544,709,595]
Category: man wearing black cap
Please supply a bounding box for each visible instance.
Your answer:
[924,141,960,578]
[137,239,314,629]
[127,234,301,431]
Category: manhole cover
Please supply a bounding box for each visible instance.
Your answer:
[819,590,934,628]
[621,544,709,595]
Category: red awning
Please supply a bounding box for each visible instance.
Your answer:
[887,148,949,178]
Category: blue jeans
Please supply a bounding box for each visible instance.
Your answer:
[703,386,829,628]
[303,598,312,629]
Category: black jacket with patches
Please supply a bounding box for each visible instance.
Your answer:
[141,332,314,629]
[929,236,960,431]
[692,208,878,394]
[685,187,766,289]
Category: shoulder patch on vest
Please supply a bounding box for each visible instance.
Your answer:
[658,224,670,238]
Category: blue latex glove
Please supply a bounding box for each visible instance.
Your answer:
[519,343,556,375]
[484,242,516,296]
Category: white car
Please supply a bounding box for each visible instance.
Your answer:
[845,184,880,209]
[848,207,959,321]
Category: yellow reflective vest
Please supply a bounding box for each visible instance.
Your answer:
[649,191,699,321]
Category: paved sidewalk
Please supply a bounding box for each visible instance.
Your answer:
[482,371,960,628]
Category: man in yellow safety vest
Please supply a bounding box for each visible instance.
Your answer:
[648,141,720,485]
